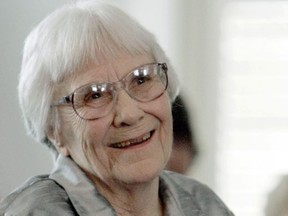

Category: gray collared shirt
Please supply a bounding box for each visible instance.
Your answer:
[0,155,234,216]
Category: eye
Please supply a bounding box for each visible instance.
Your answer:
[84,91,102,103]
[135,75,151,85]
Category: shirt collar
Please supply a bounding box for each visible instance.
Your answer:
[50,155,116,216]
[159,172,203,216]
[50,155,203,216]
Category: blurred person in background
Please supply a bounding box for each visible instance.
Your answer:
[0,1,234,215]
[166,95,198,174]
[265,175,288,216]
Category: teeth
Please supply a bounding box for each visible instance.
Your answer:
[112,132,151,148]
[142,133,150,140]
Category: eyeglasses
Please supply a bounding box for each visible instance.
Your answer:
[52,63,168,120]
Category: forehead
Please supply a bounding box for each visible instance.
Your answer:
[69,54,154,90]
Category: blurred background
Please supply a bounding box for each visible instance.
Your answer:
[1,0,288,215]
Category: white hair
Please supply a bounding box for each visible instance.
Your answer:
[18,0,179,153]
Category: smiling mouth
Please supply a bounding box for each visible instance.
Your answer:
[110,131,154,149]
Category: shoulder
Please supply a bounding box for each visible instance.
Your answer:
[0,175,76,216]
[161,171,207,191]
[161,171,218,196]
[160,171,234,216]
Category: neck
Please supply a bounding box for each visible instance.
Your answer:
[88,174,164,216]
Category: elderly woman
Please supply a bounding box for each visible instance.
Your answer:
[0,1,234,215]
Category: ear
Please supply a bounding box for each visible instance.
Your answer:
[46,126,70,157]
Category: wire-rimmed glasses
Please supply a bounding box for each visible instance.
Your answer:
[52,63,168,120]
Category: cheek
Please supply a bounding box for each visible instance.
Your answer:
[79,120,113,171]
[61,112,86,143]
[57,108,89,157]
[152,93,172,123]
[161,115,173,162]
[64,120,107,174]
[84,120,110,146]
[153,95,173,159]
[159,95,173,134]
[57,108,114,176]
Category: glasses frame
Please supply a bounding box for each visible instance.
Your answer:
[52,62,168,120]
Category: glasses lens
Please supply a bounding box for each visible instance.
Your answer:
[126,64,168,102]
[73,83,115,120]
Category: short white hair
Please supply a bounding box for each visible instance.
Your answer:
[18,0,179,153]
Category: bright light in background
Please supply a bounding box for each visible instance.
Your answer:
[217,1,288,216]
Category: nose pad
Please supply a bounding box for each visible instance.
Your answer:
[113,89,145,127]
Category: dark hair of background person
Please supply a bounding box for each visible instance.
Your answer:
[166,94,198,174]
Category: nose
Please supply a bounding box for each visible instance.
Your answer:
[113,89,145,127]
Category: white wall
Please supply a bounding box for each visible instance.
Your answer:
[0,0,70,198]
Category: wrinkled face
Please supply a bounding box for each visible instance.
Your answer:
[53,54,173,186]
